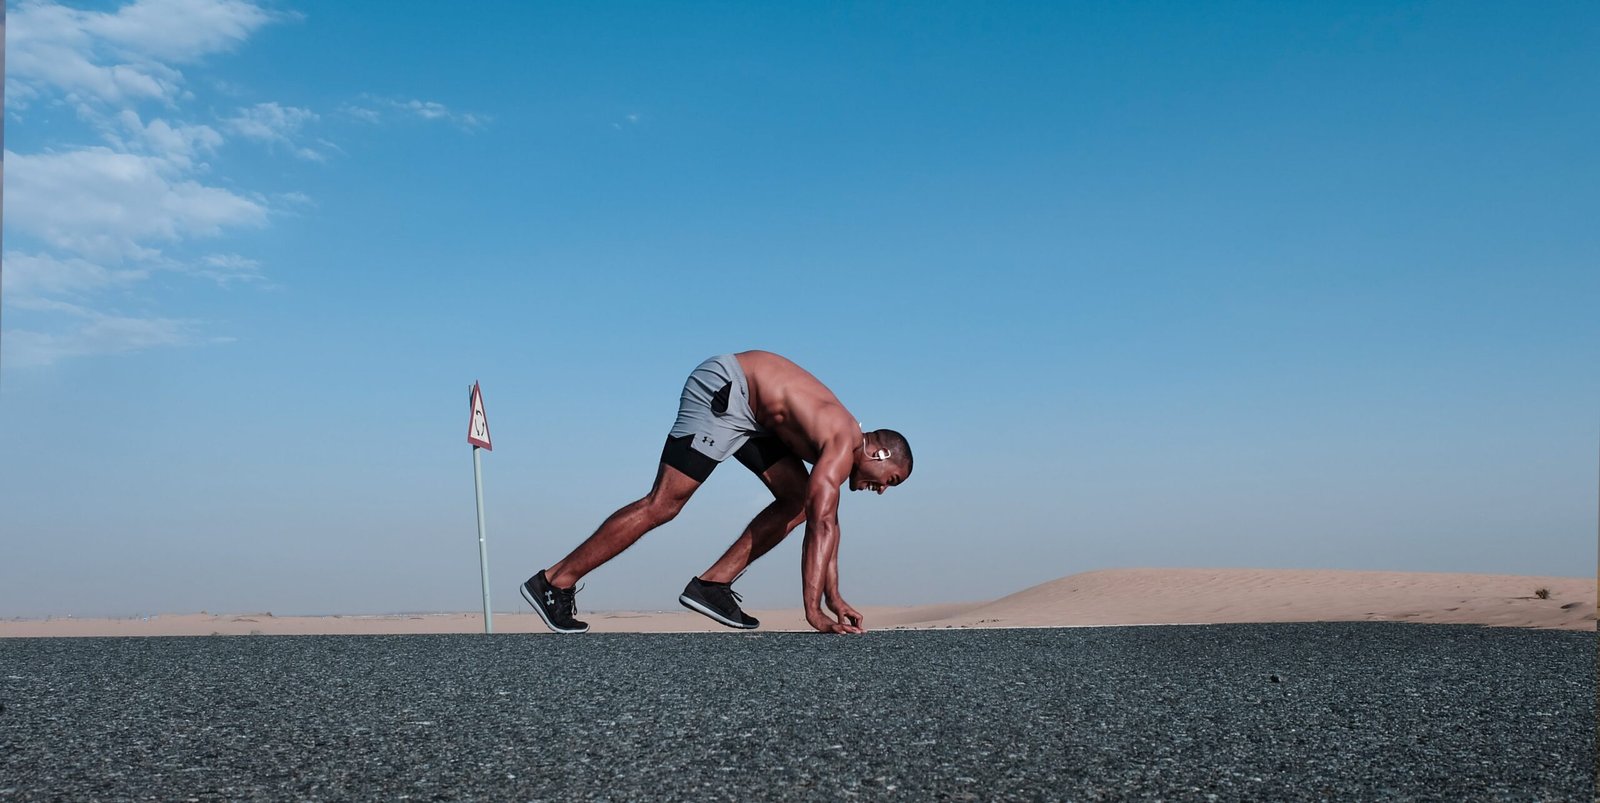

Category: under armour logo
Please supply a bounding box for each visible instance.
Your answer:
[545,590,555,606]
[701,435,715,447]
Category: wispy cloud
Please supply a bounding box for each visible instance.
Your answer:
[2,144,268,366]
[342,95,491,131]
[105,110,224,169]
[4,1,487,367]
[193,253,265,284]
[339,103,382,124]
[3,0,286,367]
[1,252,151,298]
[7,147,269,263]
[225,101,315,141]
[2,299,196,368]
[224,101,331,161]
[6,0,283,108]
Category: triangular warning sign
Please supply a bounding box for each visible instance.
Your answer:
[467,382,493,450]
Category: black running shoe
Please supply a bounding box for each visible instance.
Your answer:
[679,577,759,629]
[522,570,590,634]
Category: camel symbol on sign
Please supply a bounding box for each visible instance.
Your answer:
[467,382,493,450]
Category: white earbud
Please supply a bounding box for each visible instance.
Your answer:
[862,436,891,461]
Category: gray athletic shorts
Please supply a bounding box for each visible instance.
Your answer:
[661,355,792,482]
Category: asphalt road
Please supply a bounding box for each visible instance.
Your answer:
[1,623,1592,801]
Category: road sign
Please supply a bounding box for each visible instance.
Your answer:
[467,381,494,635]
[467,382,493,450]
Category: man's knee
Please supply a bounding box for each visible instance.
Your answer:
[644,493,690,525]
[776,496,806,527]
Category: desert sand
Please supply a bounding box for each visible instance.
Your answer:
[2,568,1592,638]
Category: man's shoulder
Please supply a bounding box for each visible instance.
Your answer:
[737,351,814,386]
[735,349,793,368]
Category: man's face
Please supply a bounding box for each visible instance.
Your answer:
[848,459,904,495]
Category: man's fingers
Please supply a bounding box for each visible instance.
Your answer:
[839,608,864,630]
[809,616,846,634]
[809,611,866,634]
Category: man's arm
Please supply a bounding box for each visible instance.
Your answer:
[823,540,865,631]
[802,446,863,634]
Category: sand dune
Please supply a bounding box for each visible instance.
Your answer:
[1,568,1591,637]
[883,568,1596,631]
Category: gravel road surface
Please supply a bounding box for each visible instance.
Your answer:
[1,623,1593,801]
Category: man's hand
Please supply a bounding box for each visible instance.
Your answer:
[801,436,863,635]
[826,594,866,632]
[807,609,864,635]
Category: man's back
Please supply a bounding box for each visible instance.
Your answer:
[735,350,858,463]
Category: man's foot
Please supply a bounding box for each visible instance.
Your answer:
[521,570,590,634]
[679,577,759,629]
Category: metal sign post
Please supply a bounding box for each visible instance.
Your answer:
[467,382,494,634]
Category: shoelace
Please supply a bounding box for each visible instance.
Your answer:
[556,583,583,617]
[707,583,742,609]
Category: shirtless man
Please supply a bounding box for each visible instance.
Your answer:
[521,351,912,635]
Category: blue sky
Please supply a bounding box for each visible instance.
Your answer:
[2,1,1595,618]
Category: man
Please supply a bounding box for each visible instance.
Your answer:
[522,350,912,635]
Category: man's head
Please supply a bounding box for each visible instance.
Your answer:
[849,429,913,494]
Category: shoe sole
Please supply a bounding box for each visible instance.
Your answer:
[679,594,759,630]
[520,583,590,634]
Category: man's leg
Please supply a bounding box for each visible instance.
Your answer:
[698,453,808,584]
[546,460,703,588]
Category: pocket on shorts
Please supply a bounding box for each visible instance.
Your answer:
[711,381,731,415]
